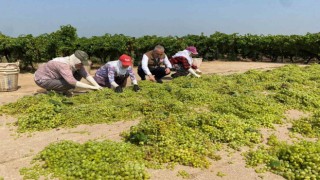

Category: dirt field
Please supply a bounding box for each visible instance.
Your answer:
[0,61,305,180]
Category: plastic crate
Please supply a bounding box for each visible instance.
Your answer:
[193,58,203,68]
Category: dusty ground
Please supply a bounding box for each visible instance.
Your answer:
[0,61,306,180]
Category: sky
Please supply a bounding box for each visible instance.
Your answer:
[0,0,319,38]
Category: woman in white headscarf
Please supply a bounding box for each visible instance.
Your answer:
[34,50,102,95]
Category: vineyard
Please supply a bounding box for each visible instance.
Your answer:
[1,25,320,70]
[1,64,320,179]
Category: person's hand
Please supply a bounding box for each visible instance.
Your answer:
[133,85,141,92]
[115,86,123,93]
[92,85,103,90]
[148,75,156,82]
[188,68,201,78]
[165,68,171,74]
[96,85,103,90]
[195,69,202,75]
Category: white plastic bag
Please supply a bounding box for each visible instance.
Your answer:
[192,58,203,68]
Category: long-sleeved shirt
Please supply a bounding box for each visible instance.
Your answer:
[95,60,137,87]
[34,58,88,85]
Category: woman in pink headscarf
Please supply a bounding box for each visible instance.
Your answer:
[170,46,202,78]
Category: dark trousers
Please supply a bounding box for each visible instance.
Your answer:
[137,66,167,80]
[94,74,129,88]
[114,75,129,88]
[171,64,190,78]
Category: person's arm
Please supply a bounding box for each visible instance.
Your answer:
[75,81,101,90]
[141,54,152,75]
[58,65,99,89]
[107,65,119,88]
[141,54,156,82]
[188,68,201,78]
[107,65,125,93]
[177,57,200,77]
[189,61,202,74]
[128,67,141,92]
[78,66,89,78]
[163,55,172,74]
[163,55,172,69]
[78,66,102,88]
[128,67,138,85]
[86,76,102,88]
[191,64,202,73]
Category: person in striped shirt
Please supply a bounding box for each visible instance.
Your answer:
[93,54,140,93]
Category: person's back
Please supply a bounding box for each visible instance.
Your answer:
[35,58,80,83]
[34,50,102,94]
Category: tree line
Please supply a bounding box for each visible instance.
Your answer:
[1,25,320,70]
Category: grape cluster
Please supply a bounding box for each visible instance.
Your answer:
[246,138,320,179]
[292,111,320,138]
[21,140,150,179]
[177,170,191,179]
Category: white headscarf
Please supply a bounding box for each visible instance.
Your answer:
[51,54,81,72]
[107,60,130,76]
[172,50,193,65]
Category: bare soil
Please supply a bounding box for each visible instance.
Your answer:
[0,61,307,180]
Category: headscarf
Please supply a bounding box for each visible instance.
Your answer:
[51,55,81,72]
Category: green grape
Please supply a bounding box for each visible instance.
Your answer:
[216,171,227,177]
[21,140,149,179]
[245,138,320,179]
[177,170,191,179]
